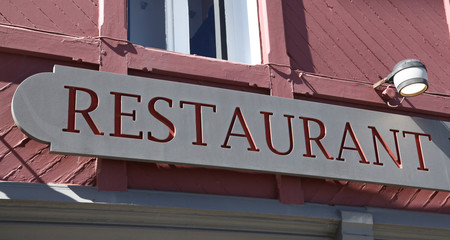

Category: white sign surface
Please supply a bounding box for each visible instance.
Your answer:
[12,65,450,191]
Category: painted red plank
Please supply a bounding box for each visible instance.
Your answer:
[126,162,278,198]
[285,12,353,78]
[285,37,318,74]
[19,148,66,181]
[31,0,84,36]
[99,39,129,74]
[0,25,100,64]
[11,0,60,33]
[96,159,127,192]
[0,1,36,27]
[423,191,450,211]
[7,148,63,183]
[0,1,36,28]
[343,0,446,94]
[328,182,374,206]
[0,13,9,23]
[295,2,361,79]
[332,0,402,70]
[303,0,384,81]
[0,127,26,157]
[387,187,420,209]
[270,66,294,98]
[0,54,49,94]
[339,0,410,66]
[128,45,270,89]
[355,183,385,204]
[366,185,402,208]
[276,175,304,204]
[0,137,48,183]
[61,157,96,185]
[404,189,436,210]
[438,195,450,213]
[393,0,449,35]
[321,0,396,73]
[0,52,45,87]
[2,142,96,186]
[46,155,96,185]
[129,70,270,95]
[301,178,344,204]
[283,1,335,74]
[0,88,16,133]
[425,0,447,18]
[50,0,98,36]
[284,19,335,74]
[71,0,98,28]
[293,74,450,118]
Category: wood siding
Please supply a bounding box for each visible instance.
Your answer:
[0,0,449,215]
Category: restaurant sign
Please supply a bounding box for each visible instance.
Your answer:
[12,65,450,191]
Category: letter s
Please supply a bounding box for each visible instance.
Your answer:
[148,97,176,143]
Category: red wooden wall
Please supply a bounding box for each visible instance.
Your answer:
[0,0,449,213]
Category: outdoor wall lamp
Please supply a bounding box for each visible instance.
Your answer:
[373,59,428,97]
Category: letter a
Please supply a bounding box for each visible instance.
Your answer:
[221,107,259,152]
[336,122,369,164]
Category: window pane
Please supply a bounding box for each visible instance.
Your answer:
[188,0,216,58]
[128,0,166,49]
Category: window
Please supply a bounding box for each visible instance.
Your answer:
[127,0,261,65]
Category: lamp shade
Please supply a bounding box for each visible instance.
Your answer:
[387,59,428,97]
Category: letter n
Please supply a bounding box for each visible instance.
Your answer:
[369,126,402,168]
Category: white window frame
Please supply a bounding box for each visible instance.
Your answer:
[223,0,261,65]
[165,0,190,55]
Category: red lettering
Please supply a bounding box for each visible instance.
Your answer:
[261,112,294,155]
[369,127,401,168]
[336,122,369,164]
[148,97,176,143]
[180,101,217,146]
[300,117,333,160]
[221,107,259,151]
[110,92,143,139]
[62,86,103,135]
[403,131,431,171]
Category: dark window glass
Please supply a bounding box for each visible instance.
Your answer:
[128,0,166,49]
[127,0,227,60]
[188,0,216,58]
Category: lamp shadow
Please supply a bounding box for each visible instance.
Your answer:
[413,118,450,161]
[101,38,137,56]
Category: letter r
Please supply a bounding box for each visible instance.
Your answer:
[62,86,104,135]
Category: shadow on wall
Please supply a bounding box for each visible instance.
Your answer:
[281,0,318,95]
[413,118,450,161]
[0,134,45,184]
[0,133,75,202]
[0,182,78,202]
[283,0,314,73]
[101,38,137,56]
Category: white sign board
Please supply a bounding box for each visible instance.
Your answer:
[12,65,450,191]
